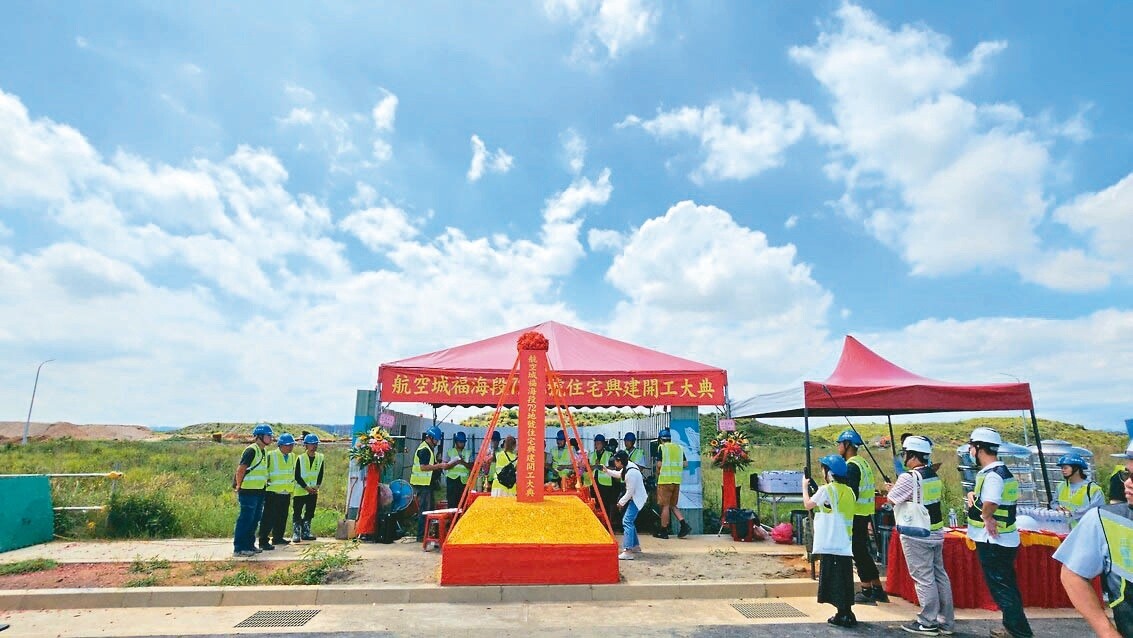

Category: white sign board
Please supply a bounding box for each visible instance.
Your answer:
[378,413,395,428]
[718,418,736,432]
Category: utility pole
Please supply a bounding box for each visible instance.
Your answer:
[22,359,55,445]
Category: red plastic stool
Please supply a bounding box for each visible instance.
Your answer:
[422,508,458,551]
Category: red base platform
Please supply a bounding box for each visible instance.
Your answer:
[441,541,619,585]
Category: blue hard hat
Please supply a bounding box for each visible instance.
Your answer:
[454,431,467,443]
[252,423,274,437]
[820,454,849,478]
[1058,454,1088,470]
[836,429,863,446]
[278,433,296,446]
[624,432,636,443]
[594,434,606,443]
[658,428,671,440]
[491,430,501,441]
[425,426,443,441]
[302,434,320,445]
[555,430,566,441]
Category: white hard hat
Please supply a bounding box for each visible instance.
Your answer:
[902,435,933,455]
[1111,439,1133,460]
[969,427,1003,446]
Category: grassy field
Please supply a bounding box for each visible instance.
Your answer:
[4,439,349,539]
[5,414,1123,539]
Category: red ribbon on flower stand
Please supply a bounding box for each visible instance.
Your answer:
[353,464,381,537]
[721,468,738,514]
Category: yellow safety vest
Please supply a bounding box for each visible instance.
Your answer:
[847,455,876,516]
[266,449,297,494]
[493,450,517,495]
[410,441,435,486]
[292,452,324,497]
[1058,480,1103,527]
[551,446,572,479]
[591,450,613,486]
[818,482,856,537]
[240,444,268,490]
[1097,508,1133,607]
[445,446,471,483]
[916,466,945,531]
[967,464,1019,533]
[627,446,646,467]
[658,442,684,485]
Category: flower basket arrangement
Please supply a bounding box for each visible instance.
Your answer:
[349,425,398,469]
[710,431,752,471]
[517,331,549,351]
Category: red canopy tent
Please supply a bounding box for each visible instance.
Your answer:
[729,335,1051,500]
[378,321,729,408]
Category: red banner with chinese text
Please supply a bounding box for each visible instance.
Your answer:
[517,350,547,502]
[378,369,727,407]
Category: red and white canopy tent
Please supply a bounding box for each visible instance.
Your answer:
[378,320,729,408]
[729,335,1052,501]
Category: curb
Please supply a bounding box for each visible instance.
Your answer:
[0,578,817,610]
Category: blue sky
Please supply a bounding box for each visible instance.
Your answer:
[1,1,1130,432]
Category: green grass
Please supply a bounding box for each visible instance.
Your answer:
[0,558,58,576]
[218,568,261,586]
[123,574,160,587]
[128,556,171,573]
[4,439,348,539]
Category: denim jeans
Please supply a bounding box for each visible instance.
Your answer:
[415,485,434,541]
[233,489,265,552]
[622,500,640,551]
[975,542,1032,637]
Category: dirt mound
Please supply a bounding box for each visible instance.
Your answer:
[0,421,156,443]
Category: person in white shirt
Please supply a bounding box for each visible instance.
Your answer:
[601,450,645,560]
[965,427,1032,638]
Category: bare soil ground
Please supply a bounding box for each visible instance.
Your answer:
[0,422,157,444]
[0,560,295,589]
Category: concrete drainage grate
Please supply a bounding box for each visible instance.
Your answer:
[730,602,807,619]
[235,609,320,628]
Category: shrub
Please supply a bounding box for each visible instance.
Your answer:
[107,492,181,538]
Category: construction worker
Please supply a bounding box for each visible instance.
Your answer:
[291,434,324,543]
[492,435,518,497]
[1107,459,1129,505]
[590,434,618,530]
[803,454,858,628]
[836,429,887,603]
[653,427,691,539]
[444,431,472,508]
[967,427,1033,638]
[411,426,447,542]
[480,430,502,492]
[1052,454,1104,529]
[624,432,646,471]
[887,435,954,635]
[551,430,573,489]
[259,433,297,551]
[232,423,273,557]
[1054,438,1133,636]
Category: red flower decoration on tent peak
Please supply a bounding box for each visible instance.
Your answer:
[517,331,549,351]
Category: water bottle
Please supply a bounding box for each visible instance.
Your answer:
[948,508,958,528]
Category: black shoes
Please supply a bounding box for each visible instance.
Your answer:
[653,531,669,539]
[273,538,290,545]
[828,613,858,628]
[678,520,691,538]
[855,585,889,604]
[258,542,275,551]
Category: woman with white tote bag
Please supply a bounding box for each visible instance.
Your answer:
[803,454,859,628]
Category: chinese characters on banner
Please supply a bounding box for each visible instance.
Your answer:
[516,351,547,502]
[378,370,726,406]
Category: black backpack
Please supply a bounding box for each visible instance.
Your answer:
[496,453,518,489]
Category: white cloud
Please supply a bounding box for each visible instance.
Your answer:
[544,0,659,63]
[788,3,1107,285]
[587,228,624,252]
[562,128,587,174]
[467,134,515,182]
[181,63,202,76]
[784,215,799,229]
[1046,173,1133,287]
[371,90,398,132]
[277,107,315,125]
[620,91,816,183]
[75,36,88,49]
[284,83,316,104]
[601,201,834,388]
[372,139,392,162]
[0,86,623,424]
